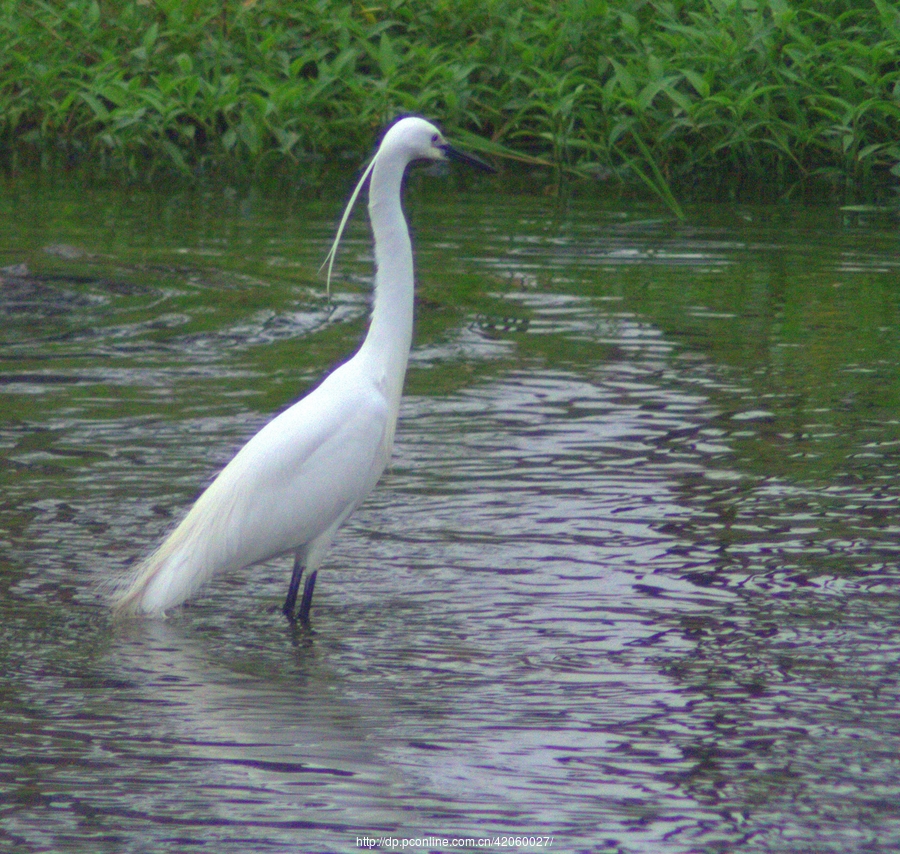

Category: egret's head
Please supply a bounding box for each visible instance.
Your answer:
[321,117,492,294]
[382,116,495,172]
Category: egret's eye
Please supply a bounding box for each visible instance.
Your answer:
[431,133,441,146]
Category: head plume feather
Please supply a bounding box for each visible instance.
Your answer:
[319,155,378,295]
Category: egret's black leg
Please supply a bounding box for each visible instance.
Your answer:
[298,570,317,625]
[283,553,304,620]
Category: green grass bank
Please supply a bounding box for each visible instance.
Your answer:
[2,0,899,201]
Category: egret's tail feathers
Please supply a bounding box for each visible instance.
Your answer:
[107,572,152,617]
[110,553,181,617]
[107,557,161,617]
[109,531,214,617]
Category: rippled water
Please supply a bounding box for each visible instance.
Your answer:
[1,175,899,853]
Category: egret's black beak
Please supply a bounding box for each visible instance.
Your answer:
[441,144,496,173]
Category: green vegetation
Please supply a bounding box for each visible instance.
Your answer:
[1,0,898,201]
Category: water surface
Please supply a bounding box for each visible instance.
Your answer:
[1,175,899,853]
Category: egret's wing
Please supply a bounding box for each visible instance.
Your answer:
[114,370,393,614]
[199,372,392,569]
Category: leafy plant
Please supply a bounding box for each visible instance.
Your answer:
[0,0,897,203]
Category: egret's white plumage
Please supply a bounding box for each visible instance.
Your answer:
[111,116,492,619]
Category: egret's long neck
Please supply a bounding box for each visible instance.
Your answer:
[358,150,415,406]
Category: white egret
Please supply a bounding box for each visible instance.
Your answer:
[111,116,494,623]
